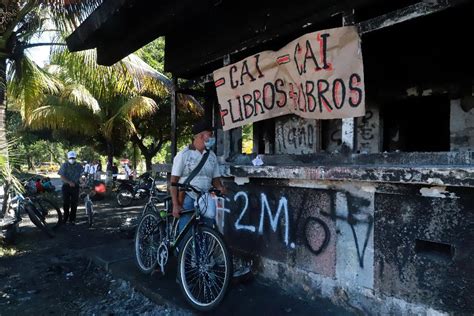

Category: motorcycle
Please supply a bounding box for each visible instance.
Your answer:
[115,172,154,206]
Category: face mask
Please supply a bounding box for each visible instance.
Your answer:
[68,159,76,164]
[204,137,216,149]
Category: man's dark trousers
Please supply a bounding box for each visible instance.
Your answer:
[62,184,80,223]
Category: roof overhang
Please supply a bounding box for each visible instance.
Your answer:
[66,0,468,78]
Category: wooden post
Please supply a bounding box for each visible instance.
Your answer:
[342,10,356,151]
[171,76,178,160]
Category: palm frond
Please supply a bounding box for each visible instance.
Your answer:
[50,48,137,102]
[60,83,100,113]
[27,104,99,136]
[0,139,24,194]
[101,96,157,140]
[46,0,104,34]
[102,116,136,141]
[119,96,157,119]
[121,54,171,95]
[177,94,204,115]
[8,56,63,120]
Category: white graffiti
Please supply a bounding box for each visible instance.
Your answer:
[215,196,231,234]
[234,191,256,232]
[259,193,289,246]
[232,191,290,246]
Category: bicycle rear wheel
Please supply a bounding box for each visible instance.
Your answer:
[178,226,232,311]
[24,202,54,238]
[134,212,165,274]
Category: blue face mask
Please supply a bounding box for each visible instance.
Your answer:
[204,137,216,149]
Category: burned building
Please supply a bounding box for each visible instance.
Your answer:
[67,0,473,314]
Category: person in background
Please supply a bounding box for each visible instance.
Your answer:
[88,160,97,180]
[83,161,90,175]
[58,151,83,225]
[41,177,55,192]
[93,160,102,180]
[112,163,119,182]
[123,163,133,180]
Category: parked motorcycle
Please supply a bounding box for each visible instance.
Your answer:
[116,172,154,206]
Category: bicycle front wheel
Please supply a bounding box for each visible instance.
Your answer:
[33,197,63,230]
[134,212,165,274]
[24,202,54,238]
[178,226,232,311]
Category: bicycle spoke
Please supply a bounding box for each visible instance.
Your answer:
[205,274,217,302]
[180,228,230,309]
[204,237,217,259]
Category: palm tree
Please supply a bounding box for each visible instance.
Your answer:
[0,1,102,212]
[20,48,162,165]
[102,55,203,170]
[23,48,200,170]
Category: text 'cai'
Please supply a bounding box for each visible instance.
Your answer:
[213,26,366,130]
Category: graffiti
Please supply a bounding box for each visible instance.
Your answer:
[357,110,377,152]
[358,110,374,140]
[215,196,231,235]
[275,117,317,154]
[233,191,256,232]
[258,193,289,246]
[225,189,331,254]
[220,187,373,269]
[303,216,330,255]
[323,192,373,268]
[233,192,290,246]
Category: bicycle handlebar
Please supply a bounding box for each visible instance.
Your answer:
[172,182,223,197]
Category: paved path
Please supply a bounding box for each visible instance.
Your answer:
[1,185,353,315]
[84,240,353,315]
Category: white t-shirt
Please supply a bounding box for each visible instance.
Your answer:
[123,164,131,176]
[89,164,97,175]
[171,146,220,198]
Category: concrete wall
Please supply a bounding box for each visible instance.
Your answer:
[450,98,474,151]
[218,176,473,314]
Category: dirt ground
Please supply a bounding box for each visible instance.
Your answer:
[0,192,189,316]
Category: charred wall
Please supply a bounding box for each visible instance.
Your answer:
[375,185,474,313]
[217,177,474,314]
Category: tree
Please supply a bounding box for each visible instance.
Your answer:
[23,48,194,171]
[134,38,204,168]
[103,52,202,170]
[0,1,103,215]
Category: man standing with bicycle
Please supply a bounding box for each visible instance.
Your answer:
[170,120,226,235]
[58,151,84,225]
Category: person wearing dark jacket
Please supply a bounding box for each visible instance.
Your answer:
[58,151,83,224]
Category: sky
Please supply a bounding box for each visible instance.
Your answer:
[27,44,50,67]
[26,24,55,67]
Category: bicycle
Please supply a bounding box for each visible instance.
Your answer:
[134,178,232,311]
[7,189,62,238]
[79,176,95,227]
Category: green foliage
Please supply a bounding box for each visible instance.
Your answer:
[242,123,254,154]
[137,37,167,75]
